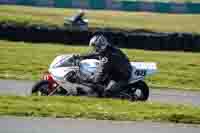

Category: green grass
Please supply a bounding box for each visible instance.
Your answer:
[1,5,200,33]
[0,40,200,90]
[1,96,200,124]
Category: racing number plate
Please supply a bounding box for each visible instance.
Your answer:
[135,70,147,77]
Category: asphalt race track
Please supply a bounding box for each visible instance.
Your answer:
[0,117,200,133]
[0,79,200,133]
[0,80,200,106]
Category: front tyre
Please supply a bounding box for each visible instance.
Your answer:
[129,81,149,101]
[31,80,49,96]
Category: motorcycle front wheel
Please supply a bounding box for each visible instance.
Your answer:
[31,80,49,96]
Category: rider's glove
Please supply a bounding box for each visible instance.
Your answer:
[72,54,81,66]
[73,54,80,59]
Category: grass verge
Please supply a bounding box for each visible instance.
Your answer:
[0,96,200,124]
[0,40,200,90]
[0,5,200,33]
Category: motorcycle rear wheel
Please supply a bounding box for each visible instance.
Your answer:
[128,81,149,101]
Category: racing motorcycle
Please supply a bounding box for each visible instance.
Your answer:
[32,54,157,101]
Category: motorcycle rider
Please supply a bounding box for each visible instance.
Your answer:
[71,10,86,25]
[76,35,133,97]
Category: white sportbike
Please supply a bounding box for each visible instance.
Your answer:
[32,54,157,101]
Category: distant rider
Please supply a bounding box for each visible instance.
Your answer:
[76,35,133,97]
[71,10,86,25]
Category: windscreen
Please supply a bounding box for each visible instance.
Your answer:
[50,55,75,69]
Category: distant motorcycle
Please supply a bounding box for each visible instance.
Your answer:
[32,54,157,101]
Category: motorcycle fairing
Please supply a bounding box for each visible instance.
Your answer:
[48,54,157,84]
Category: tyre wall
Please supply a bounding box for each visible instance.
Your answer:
[0,24,199,52]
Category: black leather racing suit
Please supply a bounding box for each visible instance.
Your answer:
[80,45,132,96]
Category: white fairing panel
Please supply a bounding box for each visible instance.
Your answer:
[49,67,76,81]
[49,54,76,81]
[130,62,157,78]
[49,57,100,81]
[131,62,157,75]
[80,59,100,76]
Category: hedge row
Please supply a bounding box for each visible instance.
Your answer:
[0,24,200,51]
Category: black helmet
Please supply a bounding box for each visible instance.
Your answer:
[89,35,110,52]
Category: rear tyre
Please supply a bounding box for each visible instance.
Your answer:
[129,81,149,101]
[31,80,49,96]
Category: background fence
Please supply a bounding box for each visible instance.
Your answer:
[0,0,200,13]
